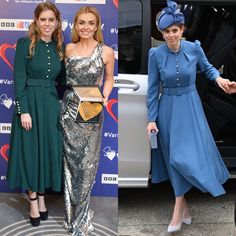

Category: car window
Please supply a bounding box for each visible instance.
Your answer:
[118,0,142,74]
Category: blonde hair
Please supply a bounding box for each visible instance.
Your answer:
[71,6,103,43]
[28,1,64,60]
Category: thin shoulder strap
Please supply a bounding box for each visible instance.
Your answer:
[97,43,104,57]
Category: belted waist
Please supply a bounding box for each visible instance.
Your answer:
[162,84,196,96]
[26,79,55,87]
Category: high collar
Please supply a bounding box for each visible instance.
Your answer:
[38,38,54,45]
[165,40,183,54]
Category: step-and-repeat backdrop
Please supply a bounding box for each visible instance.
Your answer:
[0,0,118,197]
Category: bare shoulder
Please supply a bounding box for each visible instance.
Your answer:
[102,44,115,64]
[65,43,75,51]
[65,43,76,57]
[102,44,114,56]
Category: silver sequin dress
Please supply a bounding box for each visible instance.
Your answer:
[61,43,104,236]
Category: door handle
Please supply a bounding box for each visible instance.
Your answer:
[114,79,140,91]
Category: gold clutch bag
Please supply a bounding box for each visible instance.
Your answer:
[72,85,104,123]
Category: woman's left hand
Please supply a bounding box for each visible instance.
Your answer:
[215,77,231,92]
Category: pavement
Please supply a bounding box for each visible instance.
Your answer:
[119,179,236,236]
[0,192,118,236]
[2,180,236,236]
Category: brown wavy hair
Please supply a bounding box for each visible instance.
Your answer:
[71,6,103,43]
[28,1,64,60]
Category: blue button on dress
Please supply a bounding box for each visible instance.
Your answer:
[147,40,230,197]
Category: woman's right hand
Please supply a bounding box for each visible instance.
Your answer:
[147,122,159,135]
[20,113,32,131]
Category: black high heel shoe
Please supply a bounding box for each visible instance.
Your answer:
[37,192,48,220]
[29,196,40,227]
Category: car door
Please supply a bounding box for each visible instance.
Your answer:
[117,0,151,187]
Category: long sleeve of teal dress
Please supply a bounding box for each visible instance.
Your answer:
[13,37,31,114]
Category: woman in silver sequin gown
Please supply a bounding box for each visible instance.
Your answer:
[60,6,114,236]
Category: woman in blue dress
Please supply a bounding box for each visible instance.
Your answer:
[147,0,231,233]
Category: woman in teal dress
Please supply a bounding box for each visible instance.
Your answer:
[7,2,65,227]
[147,0,231,233]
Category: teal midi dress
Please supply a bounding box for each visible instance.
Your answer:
[7,37,66,192]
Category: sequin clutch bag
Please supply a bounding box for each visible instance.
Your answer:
[72,85,104,123]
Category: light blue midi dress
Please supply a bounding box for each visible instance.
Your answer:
[147,40,230,197]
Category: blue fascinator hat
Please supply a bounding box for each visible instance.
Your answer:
[156,0,185,30]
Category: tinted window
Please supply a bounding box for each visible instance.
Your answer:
[118,0,142,74]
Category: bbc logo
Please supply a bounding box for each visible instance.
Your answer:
[0,19,32,31]
[1,22,15,28]
[0,123,11,134]
[101,174,118,184]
